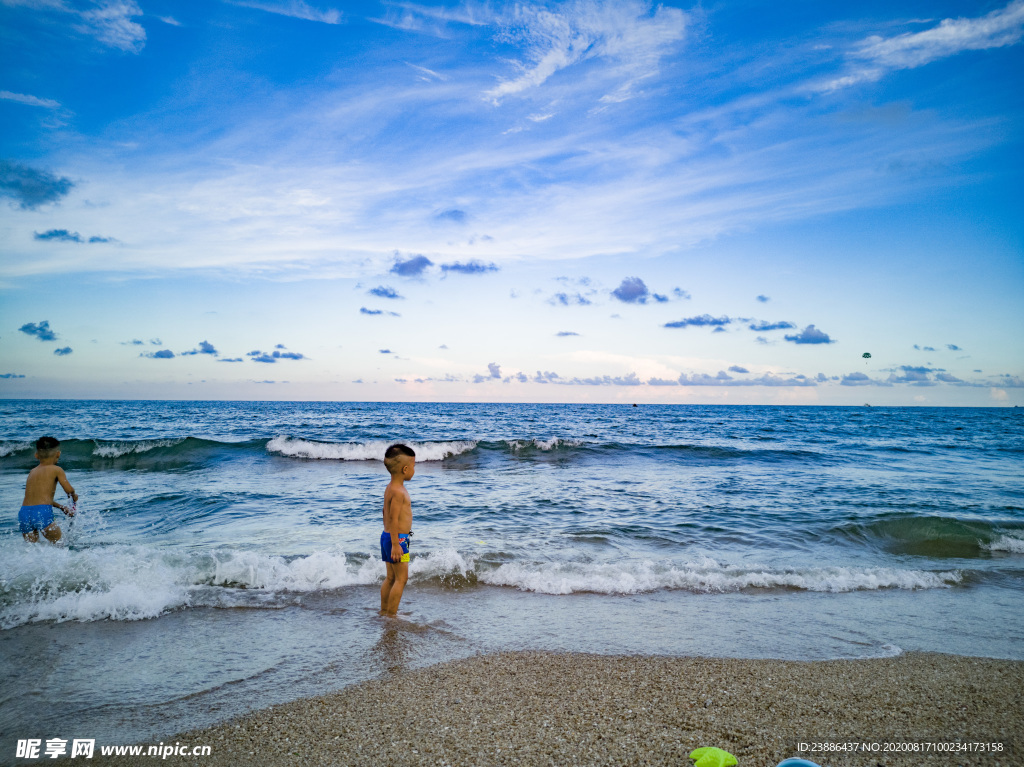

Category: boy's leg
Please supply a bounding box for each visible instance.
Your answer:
[384,561,408,616]
[381,562,396,613]
[42,522,62,544]
[23,530,39,542]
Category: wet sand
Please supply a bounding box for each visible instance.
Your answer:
[94,650,1022,766]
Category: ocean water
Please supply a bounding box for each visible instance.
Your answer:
[1,401,1022,748]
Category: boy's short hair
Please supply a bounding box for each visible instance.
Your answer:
[35,436,60,458]
[384,443,415,474]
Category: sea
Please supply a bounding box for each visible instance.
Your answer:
[1,401,1022,751]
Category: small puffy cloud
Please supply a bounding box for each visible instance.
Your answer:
[150,338,163,345]
[53,346,73,356]
[673,288,691,300]
[35,229,83,243]
[487,362,501,378]
[914,344,937,351]
[391,254,434,276]
[728,365,749,374]
[664,314,732,329]
[123,339,145,346]
[182,340,218,356]
[647,377,679,386]
[218,358,244,363]
[439,344,449,349]
[19,321,58,341]
[841,372,873,386]
[755,336,770,345]
[946,344,963,351]
[887,365,935,385]
[369,286,402,299]
[248,348,306,363]
[533,370,561,383]
[379,349,392,354]
[441,260,499,275]
[567,373,642,386]
[549,292,591,306]
[935,372,965,383]
[749,320,796,332]
[88,235,115,243]
[435,208,467,223]
[756,295,770,303]
[556,331,579,336]
[1,373,26,379]
[360,307,400,316]
[0,160,74,209]
[612,277,649,304]
[784,325,836,344]
[142,349,175,359]
[652,293,669,303]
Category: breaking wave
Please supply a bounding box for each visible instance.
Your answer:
[265,437,477,461]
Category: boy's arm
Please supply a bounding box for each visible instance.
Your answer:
[383,494,404,563]
[56,467,78,508]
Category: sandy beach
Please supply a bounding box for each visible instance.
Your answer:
[93,650,1022,767]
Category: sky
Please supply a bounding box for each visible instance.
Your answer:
[1,0,1022,405]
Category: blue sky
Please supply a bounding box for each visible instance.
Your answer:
[1,0,1021,404]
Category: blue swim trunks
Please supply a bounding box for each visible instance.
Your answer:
[19,504,54,535]
[380,531,410,563]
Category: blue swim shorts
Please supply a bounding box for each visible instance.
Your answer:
[380,531,410,563]
[19,504,55,535]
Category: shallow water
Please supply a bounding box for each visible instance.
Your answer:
[1,401,1022,748]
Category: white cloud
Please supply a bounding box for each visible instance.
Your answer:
[75,1,146,53]
[0,90,60,109]
[484,0,687,104]
[819,0,1024,91]
[228,0,342,25]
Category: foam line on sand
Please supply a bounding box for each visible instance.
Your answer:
[97,651,1022,766]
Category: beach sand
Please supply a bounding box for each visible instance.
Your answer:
[96,651,1021,766]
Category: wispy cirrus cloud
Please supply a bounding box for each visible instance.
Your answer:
[226,0,342,25]
[0,90,60,109]
[85,1,145,51]
[818,0,1024,91]
[483,0,687,105]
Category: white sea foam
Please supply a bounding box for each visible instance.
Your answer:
[478,560,962,595]
[92,438,185,458]
[266,436,476,461]
[506,437,585,452]
[0,544,378,628]
[0,440,31,457]
[985,534,1024,554]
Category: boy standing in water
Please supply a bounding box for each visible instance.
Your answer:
[380,444,415,617]
[20,436,77,543]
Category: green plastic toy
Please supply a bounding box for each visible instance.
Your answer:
[689,746,738,767]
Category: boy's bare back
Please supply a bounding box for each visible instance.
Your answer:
[23,463,75,507]
[19,436,77,544]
